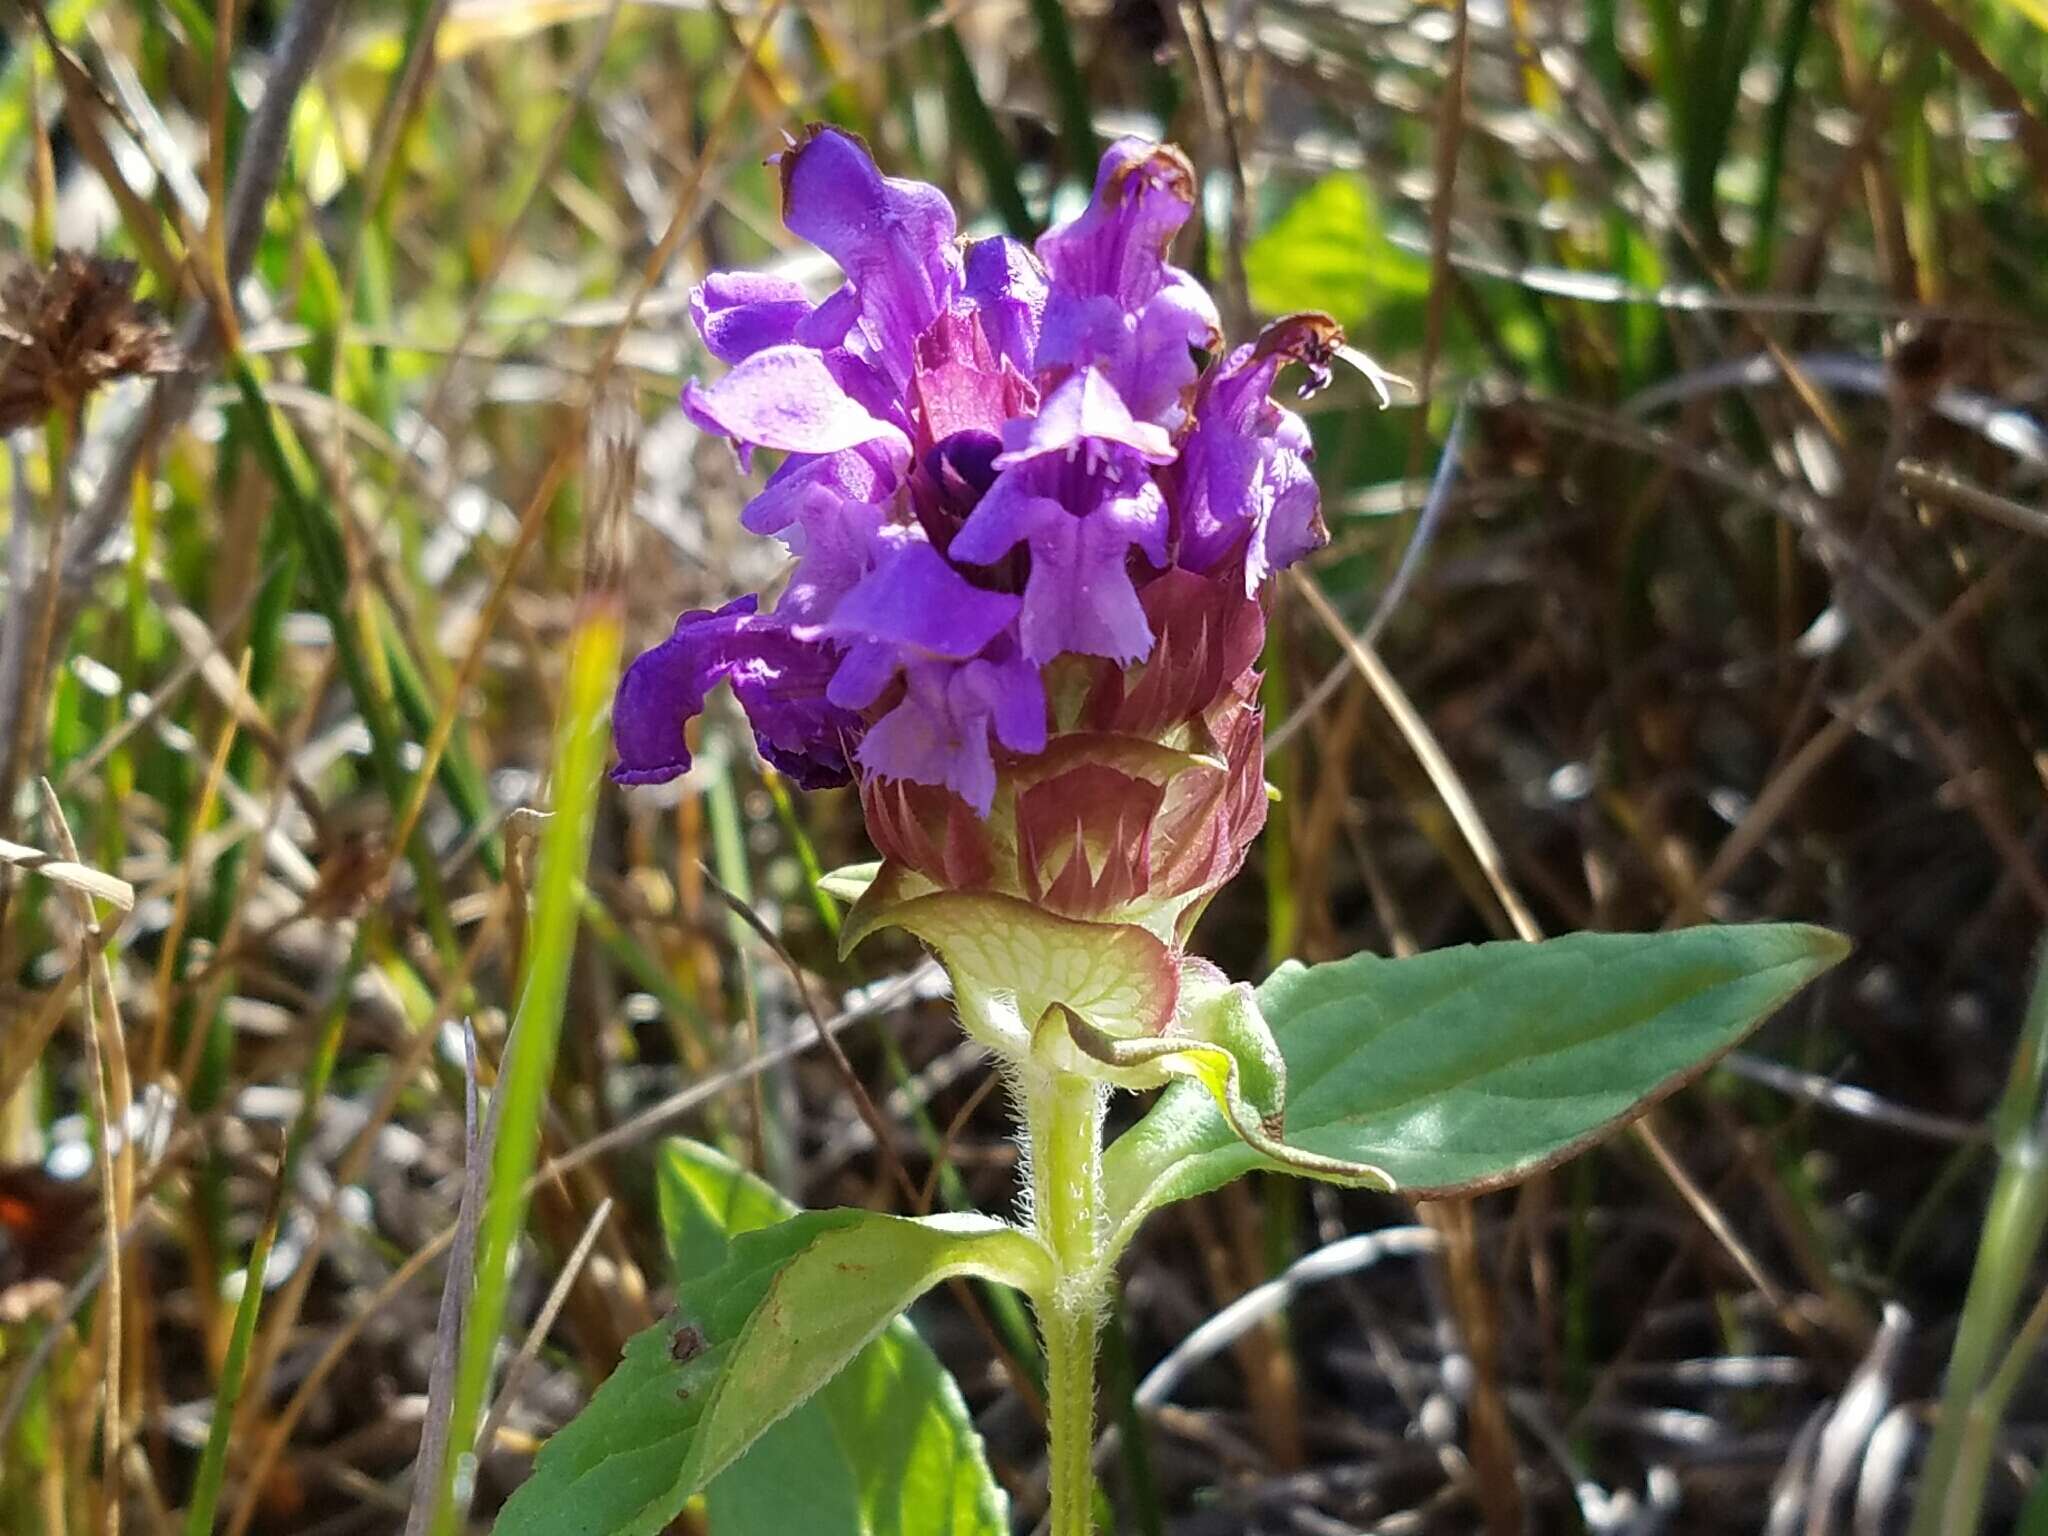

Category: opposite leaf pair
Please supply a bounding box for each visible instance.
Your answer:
[496,922,1845,1536]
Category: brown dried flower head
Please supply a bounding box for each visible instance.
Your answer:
[0,250,179,433]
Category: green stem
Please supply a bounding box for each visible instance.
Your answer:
[1908,945,2048,1536]
[1027,1068,1107,1536]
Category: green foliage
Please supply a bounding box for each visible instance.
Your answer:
[1244,174,1429,339]
[1100,925,1848,1242]
[494,1153,1047,1536]
[659,1140,1013,1536]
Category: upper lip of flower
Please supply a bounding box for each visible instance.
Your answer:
[612,124,1340,823]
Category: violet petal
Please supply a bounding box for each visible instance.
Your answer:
[995,368,1173,467]
[812,540,1021,661]
[682,344,910,459]
[782,127,960,379]
[691,272,813,363]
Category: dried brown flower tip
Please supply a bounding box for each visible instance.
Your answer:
[0,250,179,433]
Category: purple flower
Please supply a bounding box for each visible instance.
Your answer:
[613,597,858,790]
[1036,140,1220,426]
[1174,314,1340,592]
[615,124,1342,833]
[951,371,1173,664]
[690,272,812,362]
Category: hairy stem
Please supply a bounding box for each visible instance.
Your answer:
[1027,1068,1107,1536]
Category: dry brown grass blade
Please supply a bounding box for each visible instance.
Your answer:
[0,425,73,863]
[1892,0,2048,200]
[1636,1112,1797,1318]
[1173,1,1253,340]
[204,0,243,356]
[1896,461,2048,542]
[37,779,133,1536]
[226,896,514,1536]
[1410,0,1470,480]
[409,0,629,447]
[1535,48,1853,448]
[0,836,134,912]
[228,963,948,1529]
[1287,569,1540,942]
[1288,565,1815,1358]
[54,565,272,798]
[0,970,84,1109]
[381,432,580,888]
[403,1025,503,1536]
[148,650,250,1096]
[25,15,189,302]
[696,865,923,1209]
[0,0,345,763]
[150,583,327,829]
[472,1198,613,1462]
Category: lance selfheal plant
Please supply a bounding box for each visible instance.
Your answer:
[496,130,1845,1536]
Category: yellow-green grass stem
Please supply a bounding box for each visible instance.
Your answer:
[426,590,621,1536]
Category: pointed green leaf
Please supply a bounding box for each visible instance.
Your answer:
[658,1141,1014,1536]
[493,1167,1048,1536]
[491,1211,841,1536]
[1102,925,1847,1244]
[818,860,882,906]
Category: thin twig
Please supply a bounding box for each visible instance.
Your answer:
[37,779,131,1536]
[472,1199,614,1462]
[403,1026,509,1536]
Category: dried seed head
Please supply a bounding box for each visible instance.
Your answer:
[0,251,178,432]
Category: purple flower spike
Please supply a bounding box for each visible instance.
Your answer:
[612,597,858,790]
[625,125,1344,839]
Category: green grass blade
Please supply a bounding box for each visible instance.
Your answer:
[1909,946,2048,1536]
[429,585,623,1536]
[181,1171,287,1536]
[1753,0,1818,280]
[907,0,1033,236]
[1027,0,1095,185]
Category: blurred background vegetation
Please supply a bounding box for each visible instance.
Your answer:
[2,0,2047,1532]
